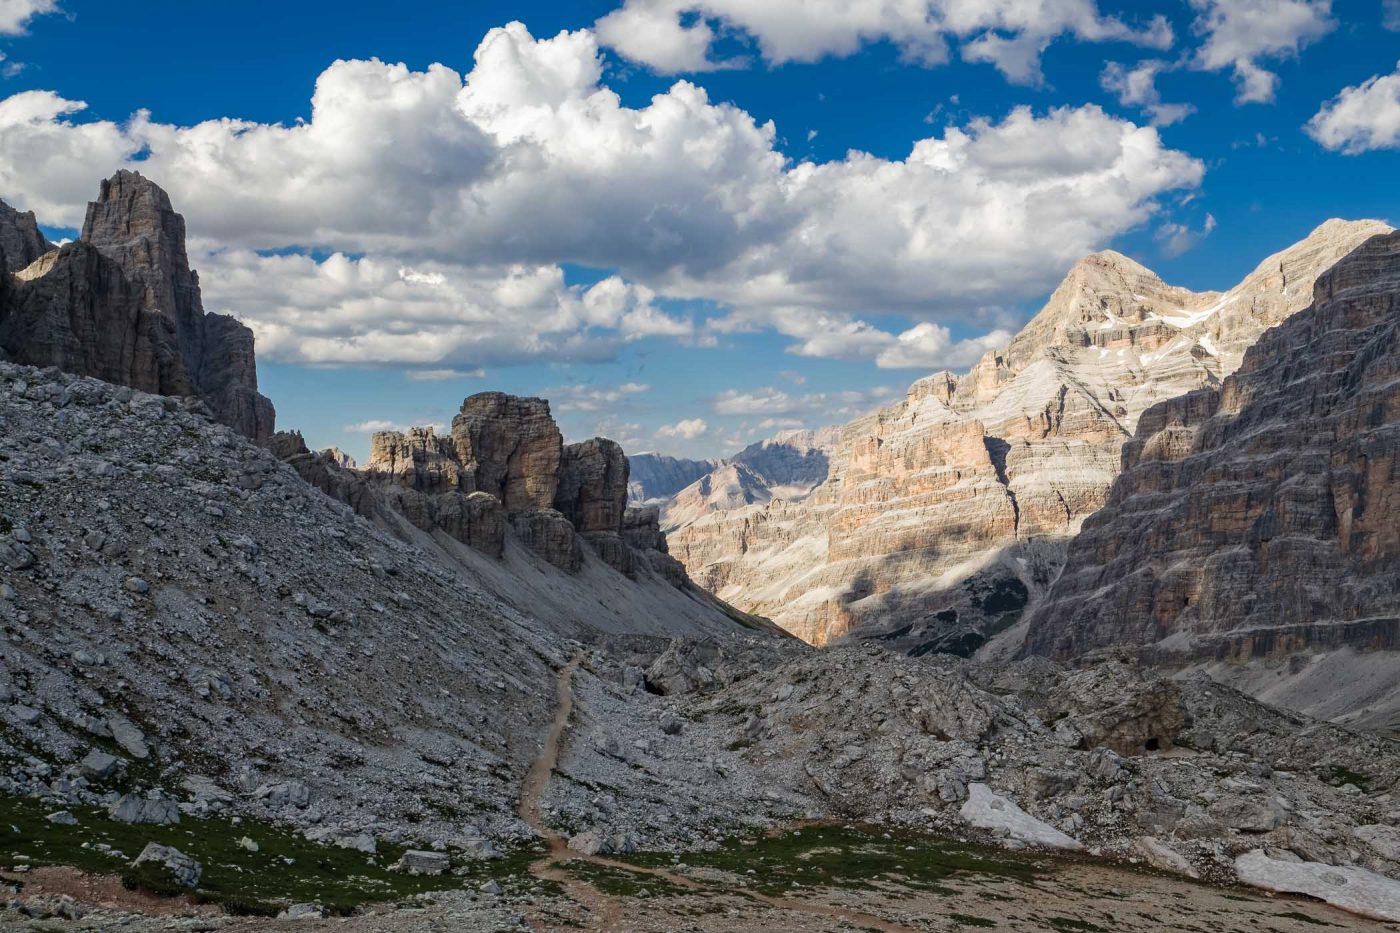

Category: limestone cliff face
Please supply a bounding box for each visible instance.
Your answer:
[1023,230,1400,662]
[0,201,52,274]
[667,220,1393,649]
[450,393,562,512]
[0,172,276,441]
[556,438,629,533]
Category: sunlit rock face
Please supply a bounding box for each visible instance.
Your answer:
[1024,228,1400,663]
[666,220,1393,649]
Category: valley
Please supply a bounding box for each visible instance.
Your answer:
[0,173,1398,930]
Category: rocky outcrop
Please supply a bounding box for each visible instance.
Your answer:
[556,439,629,533]
[451,393,562,512]
[0,172,275,441]
[272,394,692,580]
[1023,229,1400,665]
[623,506,688,586]
[0,201,52,274]
[665,220,1393,649]
[271,429,510,559]
[510,509,583,573]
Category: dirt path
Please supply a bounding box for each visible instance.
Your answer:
[517,652,915,932]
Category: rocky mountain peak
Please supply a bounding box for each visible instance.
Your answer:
[452,392,563,512]
[1022,227,1400,723]
[0,172,275,441]
[667,220,1398,650]
[82,170,197,330]
[0,200,53,274]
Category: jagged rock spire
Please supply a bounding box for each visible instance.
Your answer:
[0,171,275,441]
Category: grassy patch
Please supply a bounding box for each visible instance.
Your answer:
[1274,910,1334,926]
[0,793,543,915]
[616,824,1040,898]
[1044,918,1108,933]
[1323,766,1371,791]
[950,913,998,928]
[565,861,690,898]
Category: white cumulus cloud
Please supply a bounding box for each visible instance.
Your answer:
[595,0,1171,85]
[1100,60,1194,126]
[656,418,709,439]
[1188,0,1334,104]
[550,382,652,413]
[874,322,1014,370]
[1307,62,1400,154]
[0,0,57,35]
[0,22,1202,370]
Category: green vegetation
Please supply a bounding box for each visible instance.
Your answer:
[564,860,690,898]
[950,913,998,928]
[1274,910,1334,926]
[1323,766,1372,791]
[1044,918,1108,933]
[0,793,544,916]
[615,824,1040,897]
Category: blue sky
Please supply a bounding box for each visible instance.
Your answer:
[2,0,1399,460]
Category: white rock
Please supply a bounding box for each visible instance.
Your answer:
[392,850,450,875]
[1134,836,1197,878]
[109,792,180,825]
[1235,850,1400,923]
[959,783,1083,851]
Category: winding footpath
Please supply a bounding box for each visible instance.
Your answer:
[517,651,915,932]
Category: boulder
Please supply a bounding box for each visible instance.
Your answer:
[110,792,180,825]
[131,843,201,888]
[1209,796,1286,833]
[959,783,1083,850]
[106,716,150,759]
[566,831,611,856]
[78,750,120,780]
[392,850,450,875]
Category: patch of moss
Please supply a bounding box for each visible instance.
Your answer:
[1274,910,1333,926]
[565,860,690,898]
[616,824,1040,898]
[1045,918,1108,932]
[0,793,542,915]
[120,859,190,898]
[1323,766,1372,791]
[950,913,998,928]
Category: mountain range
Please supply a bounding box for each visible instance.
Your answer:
[2,172,1400,926]
[660,220,1397,672]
